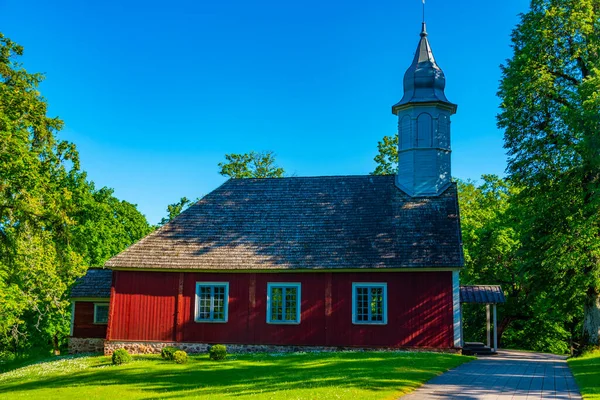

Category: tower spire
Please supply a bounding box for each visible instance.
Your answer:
[392,20,455,113]
[421,0,427,38]
[391,16,458,197]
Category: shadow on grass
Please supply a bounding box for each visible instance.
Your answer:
[0,352,470,399]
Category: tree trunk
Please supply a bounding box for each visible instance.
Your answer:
[497,316,513,349]
[583,288,600,346]
[52,334,60,356]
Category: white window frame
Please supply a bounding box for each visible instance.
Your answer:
[195,282,229,323]
[266,282,301,324]
[352,283,388,325]
[70,302,76,335]
[93,303,110,325]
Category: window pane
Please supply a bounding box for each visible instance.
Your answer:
[284,287,298,321]
[197,284,227,321]
[213,286,225,318]
[357,287,368,321]
[271,287,283,321]
[95,305,109,323]
[354,285,385,324]
[197,286,211,320]
[269,285,299,323]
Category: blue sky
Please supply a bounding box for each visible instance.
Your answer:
[1,0,529,224]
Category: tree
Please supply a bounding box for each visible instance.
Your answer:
[218,151,284,179]
[69,178,153,266]
[457,177,523,348]
[498,0,600,347]
[0,33,152,354]
[159,197,196,226]
[456,177,573,353]
[0,32,84,353]
[371,134,398,176]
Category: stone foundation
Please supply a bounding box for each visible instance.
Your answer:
[104,340,461,356]
[69,337,106,354]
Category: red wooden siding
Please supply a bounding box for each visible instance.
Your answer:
[72,301,108,338]
[108,271,179,341]
[109,270,454,348]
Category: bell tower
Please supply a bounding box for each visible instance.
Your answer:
[392,23,457,196]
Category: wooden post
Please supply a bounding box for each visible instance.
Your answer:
[70,302,75,337]
[460,303,464,347]
[325,273,332,346]
[248,274,256,343]
[174,272,184,342]
[493,304,498,352]
[106,273,117,341]
[486,304,491,348]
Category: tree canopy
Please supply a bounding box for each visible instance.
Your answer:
[371,134,397,176]
[218,151,285,179]
[0,33,151,354]
[159,196,201,226]
[498,0,600,347]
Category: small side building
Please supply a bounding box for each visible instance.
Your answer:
[69,268,112,353]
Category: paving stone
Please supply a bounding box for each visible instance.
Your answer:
[399,350,581,400]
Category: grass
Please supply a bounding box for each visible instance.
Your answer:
[568,349,600,400]
[0,352,56,374]
[0,351,472,399]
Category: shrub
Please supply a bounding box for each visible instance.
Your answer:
[161,346,178,360]
[173,350,188,364]
[209,344,227,361]
[112,349,132,365]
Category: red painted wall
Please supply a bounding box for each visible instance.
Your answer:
[109,271,179,341]
[72,301,108,338]
[109,270,454,348]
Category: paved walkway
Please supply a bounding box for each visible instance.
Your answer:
[401,350,581,399]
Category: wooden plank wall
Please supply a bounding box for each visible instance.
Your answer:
[109,270,453,348]
[109,271,178,341]
[72,302,108,338]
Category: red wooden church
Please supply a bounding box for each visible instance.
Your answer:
[70,23,468,354]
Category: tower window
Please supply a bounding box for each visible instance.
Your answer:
[400,115,411,149]
[416,113,433,147]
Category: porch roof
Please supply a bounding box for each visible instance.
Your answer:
[460,285,505,304]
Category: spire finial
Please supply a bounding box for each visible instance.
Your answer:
[421,0,427,37]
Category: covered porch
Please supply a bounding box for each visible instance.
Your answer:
[460,285,506,355]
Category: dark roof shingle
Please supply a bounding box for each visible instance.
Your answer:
[106,175,464,270]
[70,268,112,298]
[460,285,506,304]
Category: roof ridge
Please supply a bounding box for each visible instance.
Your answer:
[226,174,394,180]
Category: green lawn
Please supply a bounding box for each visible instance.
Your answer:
[568,349,600,400]
[0,351,472,400]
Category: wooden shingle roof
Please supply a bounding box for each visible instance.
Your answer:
[105,175,464,270]
[70,268,112,298]
[460,285,506,304]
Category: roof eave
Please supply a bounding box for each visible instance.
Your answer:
[392,100,458,115]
